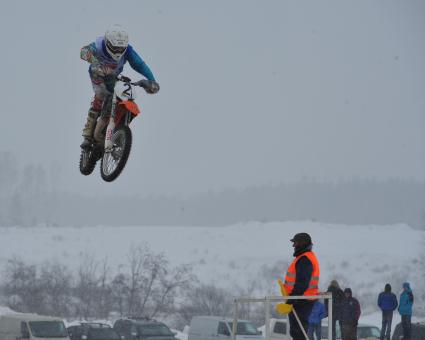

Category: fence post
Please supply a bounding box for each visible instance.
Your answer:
[265,297,270,340]
[232,298,238,340]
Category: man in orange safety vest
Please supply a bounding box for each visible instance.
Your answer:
[276,232,320,340]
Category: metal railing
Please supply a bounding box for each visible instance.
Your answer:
[232,294,333,340]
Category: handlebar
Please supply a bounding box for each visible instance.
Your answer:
[115,75,159,94]
[116,75,149,89]
[117,75,132,83]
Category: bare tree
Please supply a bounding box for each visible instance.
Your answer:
[3,257,43,313]
[138,251,167,315]
[74,254,99,319]
[95,257,113,318]
[116,244,197,318]
[110,272,128,316]
[39,261,72,317]
[125,244,147,315]
[150,263,196,318]
[176,284,233,327]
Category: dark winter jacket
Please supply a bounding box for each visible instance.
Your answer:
[287,244,314,305]
[326,285,345,319]
[398,282,414,316]
[308,300,327,324]
[378,292,398,312]
[341,289,361,325]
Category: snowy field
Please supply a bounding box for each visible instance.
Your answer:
[0,221,423,329]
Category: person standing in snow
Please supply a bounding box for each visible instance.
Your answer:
[377,283,398,340]
[275,232,320,340]
[398,282,414,340]
[308,300,326,340]
[326,280,345,340]
[340,288,361,340]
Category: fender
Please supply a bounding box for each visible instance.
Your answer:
[118,100,140,115]
[114,100,141,126]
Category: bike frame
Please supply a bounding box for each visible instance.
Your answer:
[112,79,140,122]
[105,77,141,151]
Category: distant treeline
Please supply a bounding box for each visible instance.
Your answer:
[0,244,299,327]
[2,247,425,325]
[1,151,424,228]
[0,244,211,327]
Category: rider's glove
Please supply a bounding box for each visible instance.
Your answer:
[145,80,160,94]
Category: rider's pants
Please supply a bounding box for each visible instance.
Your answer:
[90,78,113,113]
[82,77,113,139]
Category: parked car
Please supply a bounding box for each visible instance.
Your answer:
[392,322,425,340]
[0,313,69,340]
[113,318,177,340]
[356,324,380,339]
[67,323,120,340]
[188,316,262,340]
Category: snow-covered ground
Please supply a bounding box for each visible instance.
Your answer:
[0,306,18,315]
[0,221,423,329]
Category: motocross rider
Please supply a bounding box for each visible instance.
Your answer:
[80,25,159,149]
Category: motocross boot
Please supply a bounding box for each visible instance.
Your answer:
[80,110,99,149]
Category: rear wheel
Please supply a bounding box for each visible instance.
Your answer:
[100,126,132,182]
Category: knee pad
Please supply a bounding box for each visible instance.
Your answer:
[91,97,103,112]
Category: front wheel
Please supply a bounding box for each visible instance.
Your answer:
[100,126,132,182]
[79,146,99,175]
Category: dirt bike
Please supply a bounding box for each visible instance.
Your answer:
[79,75,151,182]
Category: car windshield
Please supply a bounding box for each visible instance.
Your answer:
[29,321,68,338]
[89,328,120,340]
[358,326,380,338]
[137,324,174,337]
[226,322,259,336]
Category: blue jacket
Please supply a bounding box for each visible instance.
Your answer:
[81,37,156,83]
[308,301,327,324]
[398,282,414,316]
[377,292,398,312]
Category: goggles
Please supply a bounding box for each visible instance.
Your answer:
[106,39,127,55]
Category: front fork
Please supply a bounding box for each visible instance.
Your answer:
[104,94,132,151]
[104,92,118,151]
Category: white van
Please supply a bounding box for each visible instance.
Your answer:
[0,313,70,340]
[261,318,290,340]
[188,316,262,340]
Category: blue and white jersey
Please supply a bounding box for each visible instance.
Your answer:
[81,36,156,82]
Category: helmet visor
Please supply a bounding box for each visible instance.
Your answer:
[106,39,127,55]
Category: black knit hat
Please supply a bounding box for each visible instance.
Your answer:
[290,232,312,245]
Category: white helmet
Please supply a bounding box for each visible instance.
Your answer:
[104,25,129,61]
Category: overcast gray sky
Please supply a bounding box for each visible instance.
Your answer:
[1,0,424,196]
